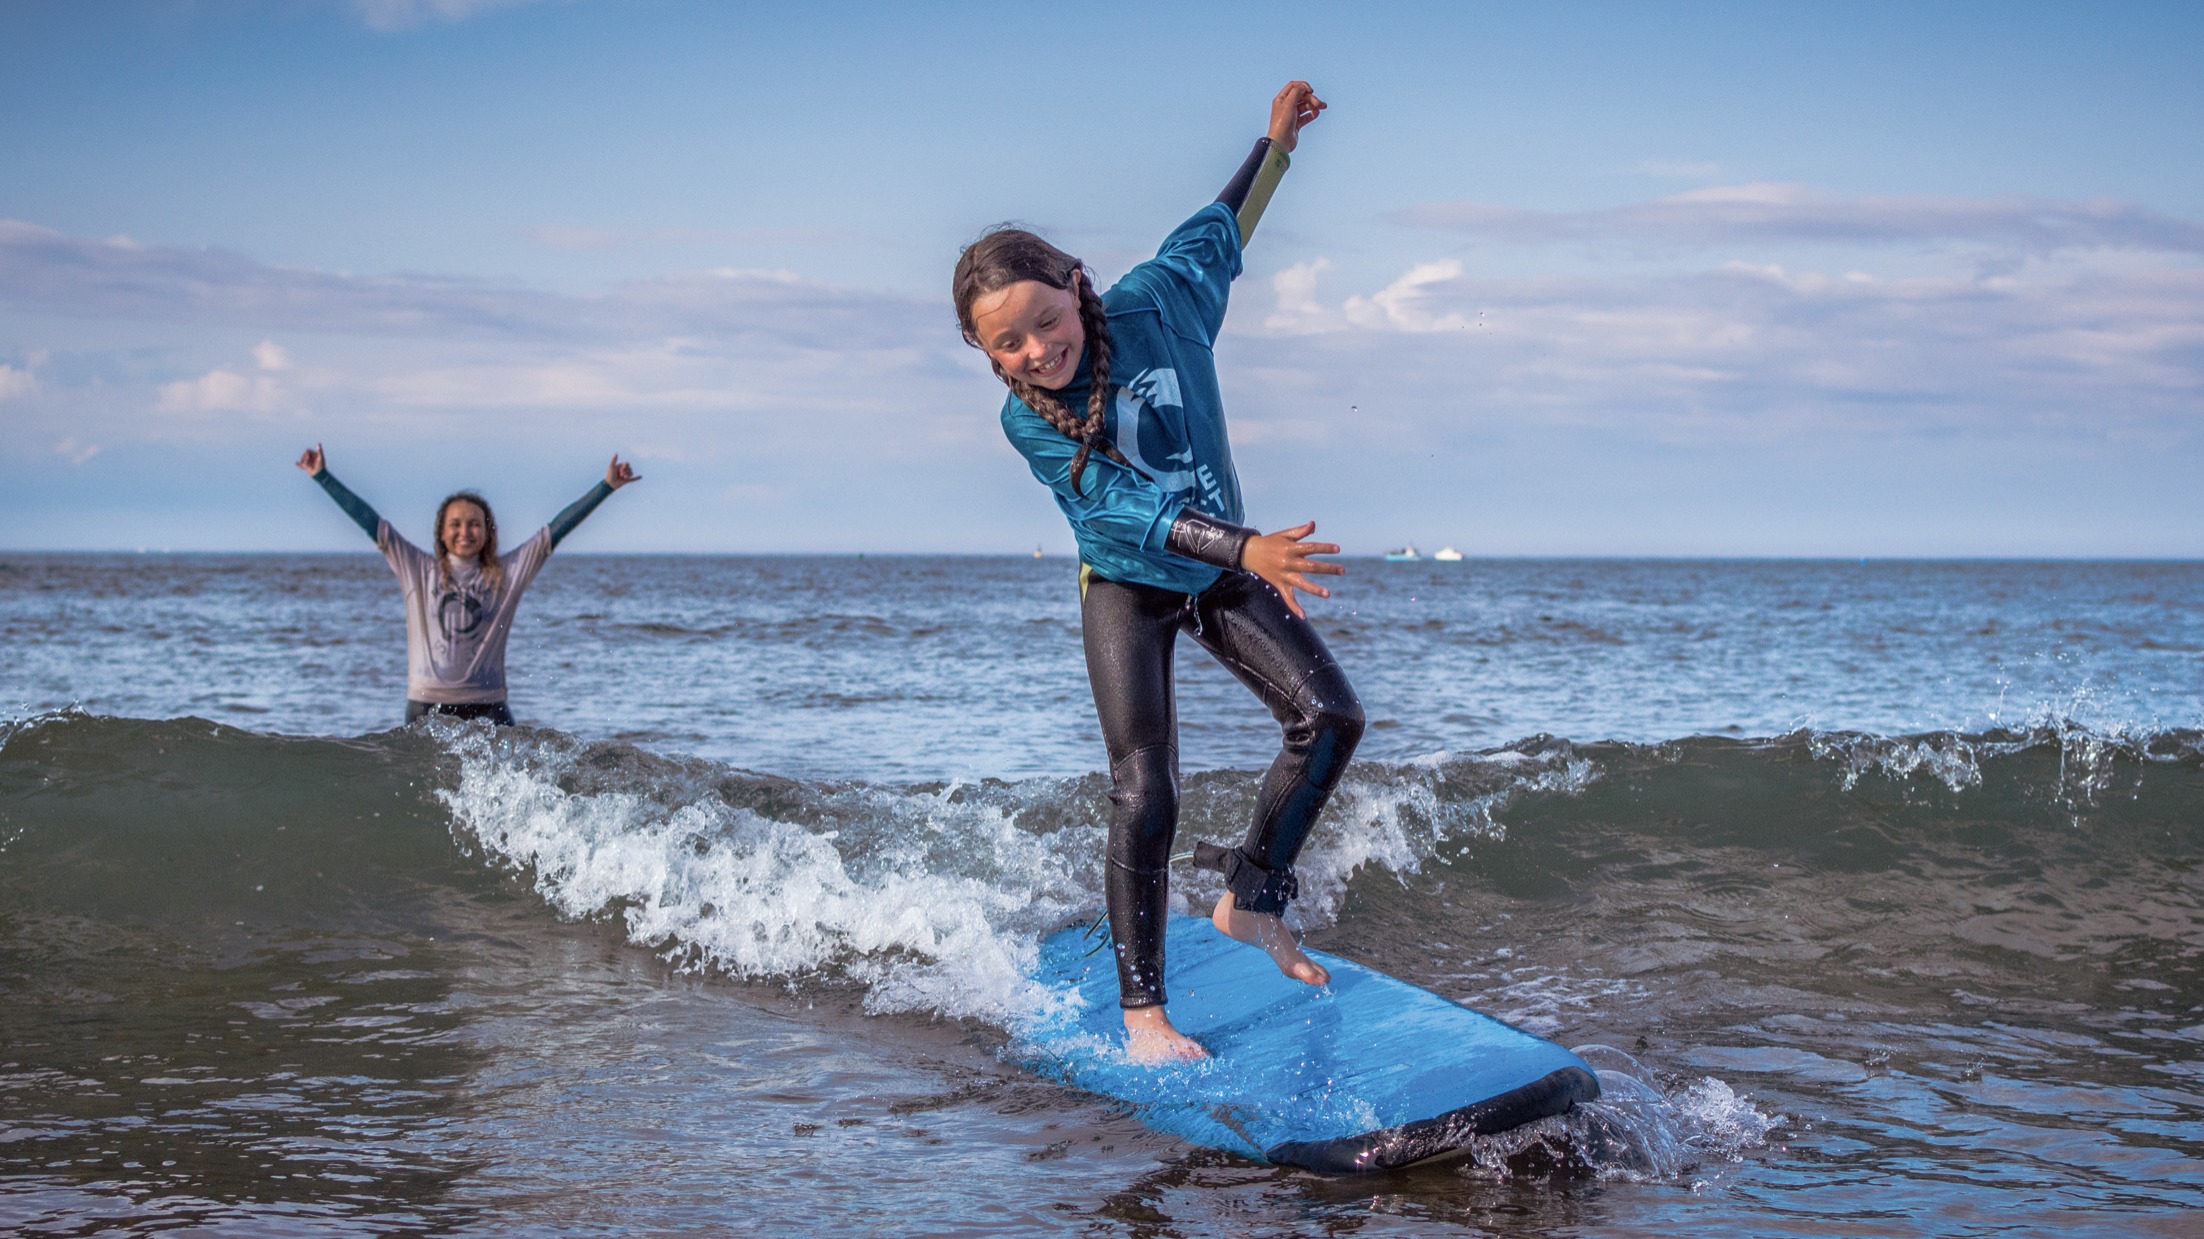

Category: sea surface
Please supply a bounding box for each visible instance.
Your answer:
[3,553,2200,1237]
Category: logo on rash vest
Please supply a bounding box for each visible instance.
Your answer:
[1111,368,1198,500]
[437,587,489,639]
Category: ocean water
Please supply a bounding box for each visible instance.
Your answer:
[3,553,2201,1237]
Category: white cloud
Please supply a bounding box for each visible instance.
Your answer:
[1343,261,1471,332]
[349,0,553,33]
[1246,247,2204,442]
[1394,184,2204,256]
[0,220,930,351]
[0,362,35,402]
[152,342,299,415]
[53,438,99,465]
[156,367,286,414]
[6,210,2199,555]
[1264,258,1332,332]
[0,219,979,461]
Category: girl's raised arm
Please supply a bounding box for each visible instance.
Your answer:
[547,454,640,549]
[296,443,382,541]
[1217,80,1327,245]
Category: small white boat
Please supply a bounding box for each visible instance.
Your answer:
[1433,546,1464,562]
[1383,545,1421,562]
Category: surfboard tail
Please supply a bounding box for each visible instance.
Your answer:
[1263,1065,1601,1175]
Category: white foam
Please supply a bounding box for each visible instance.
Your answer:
[437,728,1097,1023]
[432,728,1599,1028]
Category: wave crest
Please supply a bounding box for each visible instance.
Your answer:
[432,726,1596,1023]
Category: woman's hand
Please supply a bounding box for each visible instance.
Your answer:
[1266,81,1327,154]
[1242,521,1343,618]
[606,454,641,489]
[295,444,326,476]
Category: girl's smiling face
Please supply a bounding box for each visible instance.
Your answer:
[968,277,1085,391]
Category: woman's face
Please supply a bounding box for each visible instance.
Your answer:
[969,277,1084,391]
[441,501,488,559]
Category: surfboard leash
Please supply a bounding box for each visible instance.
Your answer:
[1077,848,1212,956]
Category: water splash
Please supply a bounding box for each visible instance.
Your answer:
[1454,1044,1780,1183]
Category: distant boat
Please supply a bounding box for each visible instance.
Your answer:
[1433,546,1463,562]
[1034,544,1045,558]
[1383,545,1421,562]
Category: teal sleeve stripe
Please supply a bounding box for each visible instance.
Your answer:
[313,470,382,540]
[548,479,615,548]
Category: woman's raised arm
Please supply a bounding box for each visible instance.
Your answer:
[296,443,382,541]
[547,454,640,548]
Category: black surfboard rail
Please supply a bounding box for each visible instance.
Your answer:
[1264,1064,1601,1174]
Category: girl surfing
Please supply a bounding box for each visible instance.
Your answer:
[295,445,639,726]
[953,81,1362,1061]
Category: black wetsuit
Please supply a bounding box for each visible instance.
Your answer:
[403,700,518,726]
[1085,564,1363,1008]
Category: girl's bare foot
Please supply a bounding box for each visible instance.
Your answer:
[1213,890,1331,987]
[1123,1005,1208,1063]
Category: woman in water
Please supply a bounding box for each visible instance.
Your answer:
[953,81,1362,1061]
[295,444,639,726]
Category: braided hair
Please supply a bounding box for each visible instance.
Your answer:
[953,228,1126,495]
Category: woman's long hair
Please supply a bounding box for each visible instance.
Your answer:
[953,228,1123,495]
[433,491,504,594]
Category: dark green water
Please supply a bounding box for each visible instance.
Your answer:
[3,712,2198,1236]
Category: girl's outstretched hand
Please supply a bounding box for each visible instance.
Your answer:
[295,444,326,476]
[606,454,641,489]
[1243,521,1343,618]
[1267,81,1327,154]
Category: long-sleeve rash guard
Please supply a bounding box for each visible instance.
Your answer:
[1000,201,1251,595]
[312,470,610,704]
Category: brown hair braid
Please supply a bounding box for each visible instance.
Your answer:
[432,491,504,595]
[953,228,1126,495]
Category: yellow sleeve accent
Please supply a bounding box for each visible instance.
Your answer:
[1235,144,1292,245]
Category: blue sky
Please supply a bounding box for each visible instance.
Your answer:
[2,0,2200,554]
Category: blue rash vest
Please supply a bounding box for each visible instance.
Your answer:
[1001,202,1246,596]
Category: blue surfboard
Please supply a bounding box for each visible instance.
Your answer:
[1024,915,1599,1173]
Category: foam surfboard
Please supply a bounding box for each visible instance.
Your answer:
[1025,914,1600,1173]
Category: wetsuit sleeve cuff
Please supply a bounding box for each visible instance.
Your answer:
[1216,137,1291,245]
[1165,508,1255,571]
[547,479,615,548]
[313,469,382,540]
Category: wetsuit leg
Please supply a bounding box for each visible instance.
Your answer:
[1186,572,1365,913]
[1081,572,1190,1010]
[405,700,517,727]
